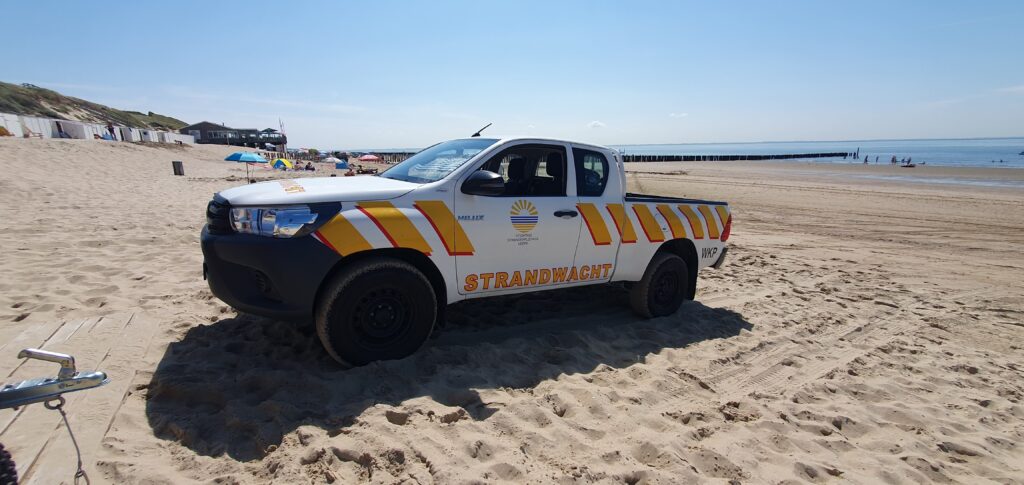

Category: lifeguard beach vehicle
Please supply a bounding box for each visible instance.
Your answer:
[202,137,731,366]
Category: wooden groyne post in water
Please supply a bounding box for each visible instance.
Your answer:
[620,152,852,162]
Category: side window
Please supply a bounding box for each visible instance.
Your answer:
[573,148,609,197]
[478,144,567,197]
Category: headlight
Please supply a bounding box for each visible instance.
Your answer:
[230,205,328,238]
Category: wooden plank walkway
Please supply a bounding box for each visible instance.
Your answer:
[0,311,156,484]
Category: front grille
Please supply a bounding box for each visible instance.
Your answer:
[206,196,233,234]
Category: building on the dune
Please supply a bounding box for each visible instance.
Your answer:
[180,121,287,149]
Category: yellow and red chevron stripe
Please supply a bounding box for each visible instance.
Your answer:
[414,200,475,256]
[357,201,433,255]
[715,205,730,230]
[698,205,721,239]
[577,203,612,246]
[631,204,665,243]
[605,203,637,244]
[317,200,726,255]
[314,213,372,256]
[678,205,705,239]
[656,204,688,239]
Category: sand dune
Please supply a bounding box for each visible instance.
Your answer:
[1,139,1022,483]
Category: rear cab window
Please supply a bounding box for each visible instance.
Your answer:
[573,147,609,196]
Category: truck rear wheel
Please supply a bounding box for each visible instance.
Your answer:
[630,252,690,318]
[0,443,16,485]
[315,258,437,367]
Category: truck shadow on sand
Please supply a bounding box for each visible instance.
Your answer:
[144,284,752,461]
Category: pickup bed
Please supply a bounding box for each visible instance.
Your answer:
[202,137,730,366]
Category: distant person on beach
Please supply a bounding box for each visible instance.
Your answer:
[864,155,869,164]
[875,156,879,164]
[304,162,315,171]
[106,122,116,140]
[891,155,897,165]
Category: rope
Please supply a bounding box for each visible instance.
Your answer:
[44,397,90,485]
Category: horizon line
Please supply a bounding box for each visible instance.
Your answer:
[327,135,1024,152]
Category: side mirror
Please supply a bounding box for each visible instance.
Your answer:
[461,170,505,196]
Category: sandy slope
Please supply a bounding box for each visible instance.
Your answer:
[1,139,1022,484]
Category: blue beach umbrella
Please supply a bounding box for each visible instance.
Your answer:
[225,152,267,163]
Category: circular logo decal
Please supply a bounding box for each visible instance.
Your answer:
[509,199,538,233]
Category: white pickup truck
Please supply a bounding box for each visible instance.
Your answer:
[202,137,731,366]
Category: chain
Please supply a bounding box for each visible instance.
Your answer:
[44,397,90,485]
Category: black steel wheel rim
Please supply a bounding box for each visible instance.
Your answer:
[653,269,679,305]
[351,287,412,349]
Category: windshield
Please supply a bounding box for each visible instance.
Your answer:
[379,138,499,183]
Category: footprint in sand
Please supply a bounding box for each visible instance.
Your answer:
[82,296,107,308]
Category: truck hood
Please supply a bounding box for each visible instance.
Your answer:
[217,176,420,206]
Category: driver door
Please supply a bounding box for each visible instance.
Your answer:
[455,143,582,296]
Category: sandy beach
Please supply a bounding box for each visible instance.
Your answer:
[1,138,1022,484]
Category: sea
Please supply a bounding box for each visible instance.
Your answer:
[613,137,1024,169]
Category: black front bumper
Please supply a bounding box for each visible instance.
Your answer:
[201,225,341,320]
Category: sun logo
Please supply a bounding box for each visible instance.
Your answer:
[509,199,538,233]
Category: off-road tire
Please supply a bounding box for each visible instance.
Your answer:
[629,252,690,318]
[315,258,437,367]
[0,442,16,485]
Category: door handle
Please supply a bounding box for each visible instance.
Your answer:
[554,210,578,218]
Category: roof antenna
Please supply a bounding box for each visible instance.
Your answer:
[471,122,492,137]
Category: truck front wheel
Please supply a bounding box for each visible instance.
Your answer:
[315,258,437,367]
[630,252,690,318]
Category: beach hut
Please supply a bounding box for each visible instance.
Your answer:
[119,127,141,142]
[0,112,23,137]
[158,132,192,144]
[80,122,107,140]
[59,121,94,139]
[74,121,100,139]
[18,116,53,138]
[138,129,159,142]
[50,120,84,139]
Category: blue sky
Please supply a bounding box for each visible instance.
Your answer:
[4,1,1023,149]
